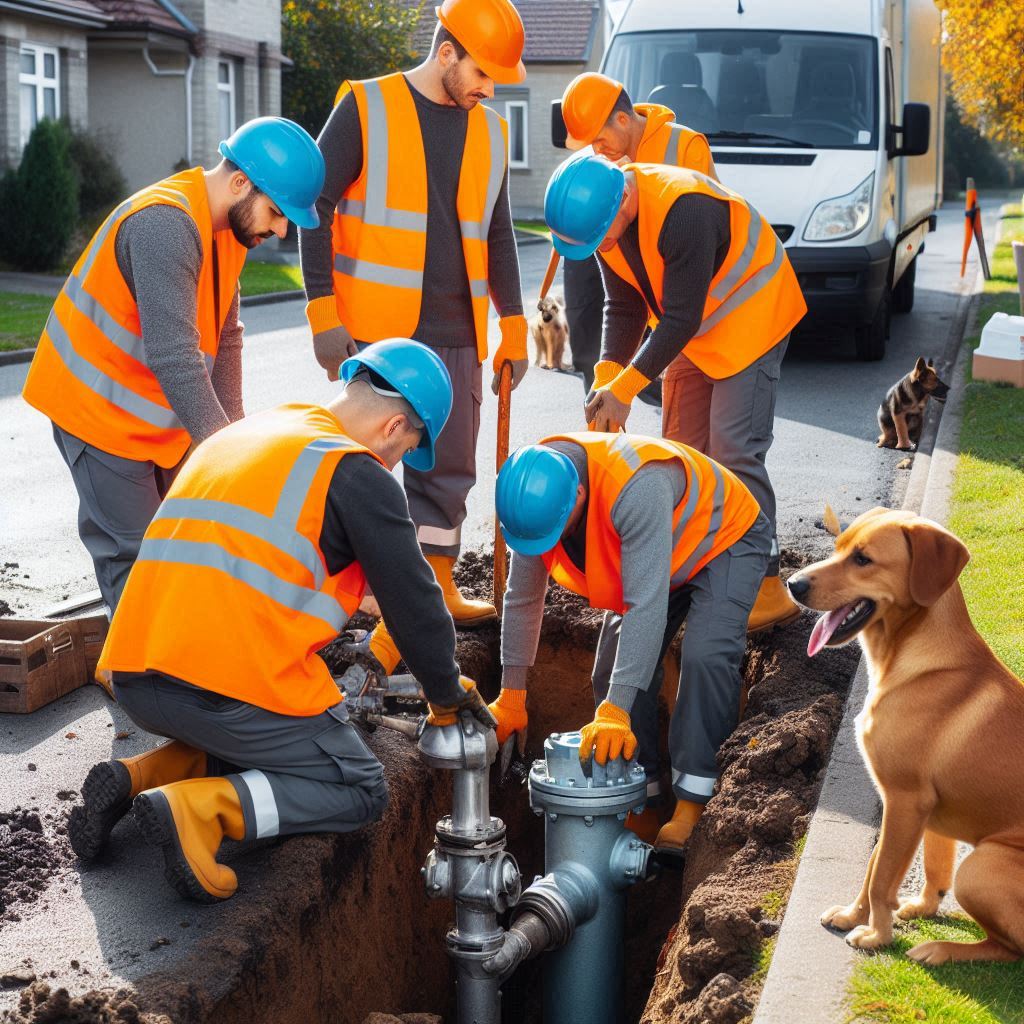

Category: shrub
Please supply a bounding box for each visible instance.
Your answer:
[69,126,127,222]
[0,119,79,271]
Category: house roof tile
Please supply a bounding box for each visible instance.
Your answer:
[10,0,110,25]
[90,0,194,37]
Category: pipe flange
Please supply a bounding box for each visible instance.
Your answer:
[436,816,507,850]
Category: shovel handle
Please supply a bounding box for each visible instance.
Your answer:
[538,247,561,305]
[493,360,513,610]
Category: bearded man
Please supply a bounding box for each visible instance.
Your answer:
[22,117,326,612]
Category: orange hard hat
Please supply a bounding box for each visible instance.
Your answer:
[435,0,526,85]
[562,73,624,150]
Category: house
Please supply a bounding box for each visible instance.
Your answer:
[406,0,606,220]
[0,0,284,192]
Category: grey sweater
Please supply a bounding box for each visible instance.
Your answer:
[299,78,523,348]
[114,205,244,446]
[500,443,686,712]
[599,194,730,380]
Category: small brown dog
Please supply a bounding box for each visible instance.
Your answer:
[530,294,571,371]
[788,508,1024,964]
[877,357,950,450]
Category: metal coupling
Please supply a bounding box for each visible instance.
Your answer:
[607,830,654,889]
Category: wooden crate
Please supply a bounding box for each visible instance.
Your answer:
[0,618,88,714]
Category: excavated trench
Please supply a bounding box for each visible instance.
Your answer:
[3,550,859,1024]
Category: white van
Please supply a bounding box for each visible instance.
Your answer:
[556,0,943,360]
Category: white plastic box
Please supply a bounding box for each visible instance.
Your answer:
[973,312,1024,387]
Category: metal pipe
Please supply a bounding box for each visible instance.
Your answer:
[526,732,652,1024]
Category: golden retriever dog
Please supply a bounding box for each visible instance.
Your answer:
[788,507,1024,964]
[530,294,571,371]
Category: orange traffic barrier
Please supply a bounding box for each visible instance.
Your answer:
[961,177,991,280]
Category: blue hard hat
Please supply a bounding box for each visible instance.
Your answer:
[496,445,580,556]
[544,152,625,261]
[218,117,325,230]
[340,339,453,472]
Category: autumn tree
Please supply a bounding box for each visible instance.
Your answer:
[282,0,427,137]
[937,0,1024,149]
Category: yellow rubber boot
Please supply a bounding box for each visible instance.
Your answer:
[425,554,497,627]
[368,620,402,675]
[625,806,662,844]
[654,799,705,857]
[133,777,246,903]
[747,575,802,633]
[70,741,208,862]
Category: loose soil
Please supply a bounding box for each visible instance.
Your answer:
[0,809,72,929]
[1,549,858,1024]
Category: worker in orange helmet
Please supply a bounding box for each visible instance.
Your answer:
[299,0,529,684]
[557,71,717,402]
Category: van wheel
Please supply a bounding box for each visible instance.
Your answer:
[855,288,890,361]
[892,257,916,314]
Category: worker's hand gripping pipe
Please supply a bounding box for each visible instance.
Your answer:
[420,720,653,1024]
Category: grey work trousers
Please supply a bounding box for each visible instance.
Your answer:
[51,424,180,613]
[591,513,771,804]
[113,671,388,840]
[563,254,604,393]
[358,343,481,559]
[662,337,789,576]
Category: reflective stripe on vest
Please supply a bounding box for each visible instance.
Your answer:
[661,123,683,164]
[137,436,363,630]
[333,79,505,297]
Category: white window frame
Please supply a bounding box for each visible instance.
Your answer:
[506,99,529,170]
[217,58,237,140]
[19,44,61,149]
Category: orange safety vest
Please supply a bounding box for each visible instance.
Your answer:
[98,404,380,718]
[540,432,760,614]
[22,168,247,468]
[330,72,508,363]
[600,165,806,380]
[635,103,712,176]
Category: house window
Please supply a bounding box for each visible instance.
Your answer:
[507,100,528,169]
[217,59,237,140]
[19,44,60,148]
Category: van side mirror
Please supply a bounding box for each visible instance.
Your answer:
[551,100,568,149]
[892,102,930,158]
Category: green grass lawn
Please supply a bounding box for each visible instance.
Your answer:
[0,291,53,351]
[846,206,1024,1022]
[514,218,551,239]
[849,917,1024,1024]
[239,261,304,296]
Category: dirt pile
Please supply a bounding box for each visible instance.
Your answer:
[1,982,169,1024]
[640,613,859,1024]
[0,809,71,928]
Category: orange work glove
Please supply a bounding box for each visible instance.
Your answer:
[487,687,528,746]
[587,360,625,431]
[578,700,637,765]
[597,363,651,406]
[490,314,529,394]
[426,676,498,731]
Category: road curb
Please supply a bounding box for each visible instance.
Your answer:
[240,289,305,307]
[0,347,35,366]
[754,256,983,1023]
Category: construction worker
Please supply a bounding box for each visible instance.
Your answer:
[558,71,716,394]
[22,117,325,614]
[298,0,529,677]
[70,340,497,903]
[487,433,770,855]
[543,153,808,632]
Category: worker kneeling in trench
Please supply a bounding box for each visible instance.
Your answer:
[68,339,496,903]
[489,432,770,857]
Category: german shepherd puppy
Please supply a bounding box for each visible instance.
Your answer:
[530,294,571,371]
[877,357,950,451]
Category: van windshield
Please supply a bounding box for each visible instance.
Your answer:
[603,30,878,149]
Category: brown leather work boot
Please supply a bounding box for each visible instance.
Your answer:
[425,554,497,627]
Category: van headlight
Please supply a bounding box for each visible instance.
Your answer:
[802,174,874,242]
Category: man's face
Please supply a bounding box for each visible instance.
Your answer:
[560,485,588,538]
[590,113,633,163]
[228,186,288,249]
[441,47,495,110]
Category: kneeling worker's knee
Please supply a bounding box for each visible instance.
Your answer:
[363,769,389,824]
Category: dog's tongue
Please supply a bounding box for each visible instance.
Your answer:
[807,604,855,658]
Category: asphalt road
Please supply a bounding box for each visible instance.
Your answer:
[0,203,984,613]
